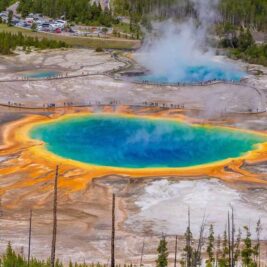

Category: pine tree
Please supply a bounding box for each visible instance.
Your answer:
[183,209,193,267]
[31,22,37,32]
[218,230,229,267]
[7,10,13,26]
[206,225,215,267]
[233,228,241,266]
[215,235,222,267]
[254,219,262,267]
[156,235,168,267]
[241,226,255,267]
[27,209,32,267]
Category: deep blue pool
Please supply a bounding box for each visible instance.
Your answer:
[29,115,266,168]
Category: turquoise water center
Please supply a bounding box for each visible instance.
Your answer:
[134,64,245,84]
[23,70,59,79]
[30,115,266,168]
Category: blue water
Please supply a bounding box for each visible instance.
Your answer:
[30,115,266,168]
[23,71,59,79]
[135,65,245,84]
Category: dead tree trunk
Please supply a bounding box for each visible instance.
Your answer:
[51,166,59,267]
[111,193,115,267]
[231,207,235,267]
[27,209,32,267]
[140,238,145,267]
[194,214,206,267]
[186,208,191,267]
[227,212,231,267]
[174,235,178,267]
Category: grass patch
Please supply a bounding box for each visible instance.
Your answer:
[114,22,132,34]
[0,24,140,50]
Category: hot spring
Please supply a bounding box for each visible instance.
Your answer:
[29,115,266,169]
[133,20,247,85]
[130,63,246,84]
[23,70,59,79]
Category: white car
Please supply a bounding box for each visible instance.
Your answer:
[53,20,67,29]
[55,20,67,26]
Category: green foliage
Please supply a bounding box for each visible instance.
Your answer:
[230,43,267,66]
[241,226,256,267]
[112,0,267,31]
[0,31,69,54]
[0,0,12,11]
[183,224,193,267]
[1,242,49,267]
[1,243,135,267]
[156,236,168,267]
[218,230,229,267]
[206,225,215,267]
[95,47,104,52]
[239,28,255,52]
[234,229,242,265]
[7,9,12,26]
[31,22,37,32]
[219,0,267,31]
[17,0,117,27]
[220,26,267,66]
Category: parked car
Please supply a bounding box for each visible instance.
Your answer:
[16,21,27,27]
[55,19,67,27]
[25,17,34,24]
[54,28,62,33]
[11,19,20,25]
[37,22,51,32]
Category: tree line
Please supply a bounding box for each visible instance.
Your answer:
[112,0,267,31]
[0,31,69,55]
[156,208,263,267]
[1,0,267,31]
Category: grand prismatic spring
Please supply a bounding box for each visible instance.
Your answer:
[29,114,267,169]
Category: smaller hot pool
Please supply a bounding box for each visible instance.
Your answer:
[23,70,59,79]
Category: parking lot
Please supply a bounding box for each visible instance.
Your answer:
[0,11,113,37]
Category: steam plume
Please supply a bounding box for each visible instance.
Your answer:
[135,0,243,84]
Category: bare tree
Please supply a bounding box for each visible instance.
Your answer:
[193,213,206,267]
[256,218,263,267]
[51,166,59,267]
[111,193,115,267]
[28,209,32,267]
[140,238,145,267]
[215,235,221,267]
[174,235,178,267]
[227,212,231,267]
[186,208,192,267]
[231,207,235,267]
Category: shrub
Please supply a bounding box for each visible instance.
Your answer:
[95,47,104,52]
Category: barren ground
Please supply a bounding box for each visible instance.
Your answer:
[0,49,267,265]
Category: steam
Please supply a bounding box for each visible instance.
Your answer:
[191,0,220,25]
[135,0,243,83]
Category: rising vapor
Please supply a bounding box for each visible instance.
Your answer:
[135,0,243,84]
